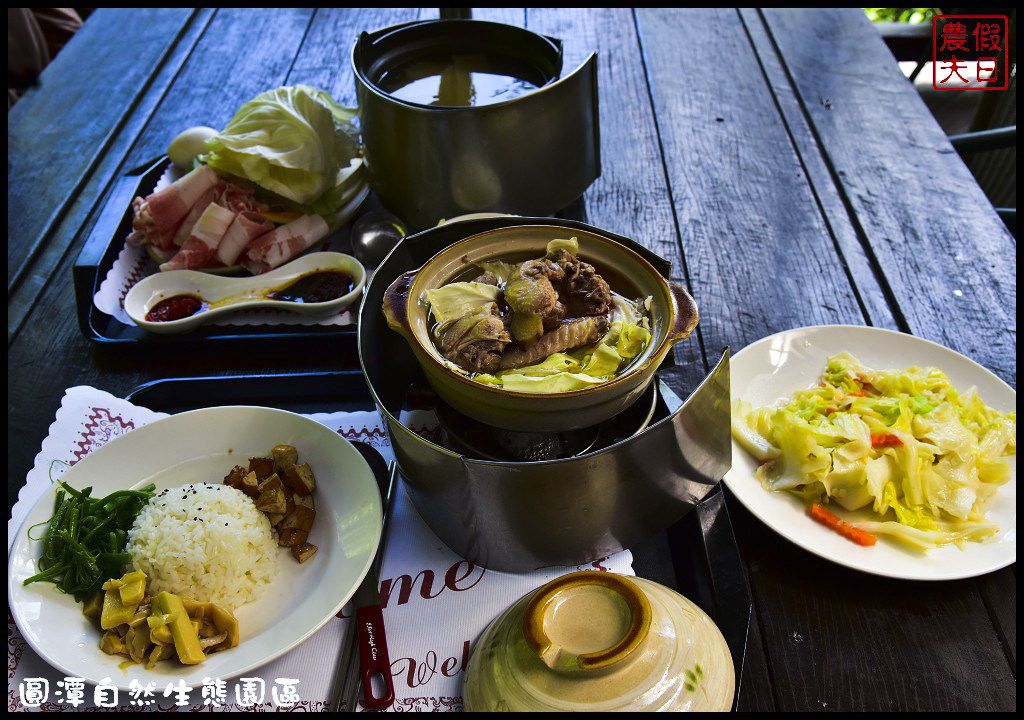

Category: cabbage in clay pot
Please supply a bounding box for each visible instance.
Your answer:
[423,238,653,393]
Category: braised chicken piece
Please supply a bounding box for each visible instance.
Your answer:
[435,304,510,373]
[549,247,612,317]
[504,258,564,317]
[423,237,642,380]
[500,315,610,370]
[473,270,500,286]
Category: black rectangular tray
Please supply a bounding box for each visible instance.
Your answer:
[72,157,360,348]
[125,370,751,709]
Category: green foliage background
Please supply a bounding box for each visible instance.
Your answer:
[863,8,939,23]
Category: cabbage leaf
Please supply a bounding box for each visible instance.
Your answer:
[476,318,652,393]
[203,85,361,214]
[424,282,501,330]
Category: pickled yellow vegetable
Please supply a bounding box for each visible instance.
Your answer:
[117,570,147,606]
[209,604,240,648]
[82,591,103,621]
[151,592,205,665]
[100,587,139,630]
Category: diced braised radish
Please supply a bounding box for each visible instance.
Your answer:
[281,506,315,533]
[240,471,261,498]
[248,456,275,481]
[220,447,320,563]
[224,465,247,489]
[283,462,316,496]
[292,543,318,563]
[278,528,309,547]
[257,473,285,493]
[255,480,287,514]
[272,445,299,471]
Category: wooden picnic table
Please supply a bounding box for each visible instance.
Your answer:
[7,8,1015,712]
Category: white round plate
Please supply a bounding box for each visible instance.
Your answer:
[7,406,383,689]
[725,324,1016,580]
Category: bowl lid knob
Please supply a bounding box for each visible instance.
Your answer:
[522,571,652,674]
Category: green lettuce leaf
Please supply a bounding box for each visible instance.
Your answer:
[499,372,607,393]
[203,85,361,213]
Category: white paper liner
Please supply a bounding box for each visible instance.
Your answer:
[8,386,634,712]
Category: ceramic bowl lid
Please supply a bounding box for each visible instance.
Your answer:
[463,571,735,711]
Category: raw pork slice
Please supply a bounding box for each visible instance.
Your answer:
[126,164,218,250]
[159,203,236,271]
[216,211,275,267]
[170,185,217,247]
[240,215,329,275]
[215,181,268,215]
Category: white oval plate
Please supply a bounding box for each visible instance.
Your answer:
[124,252,365,334]
[7,406,383,689]
[725,325,1016,580]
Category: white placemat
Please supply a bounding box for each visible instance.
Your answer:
[7,386,634,712]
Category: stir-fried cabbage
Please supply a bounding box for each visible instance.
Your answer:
[203,85,362,215]
[732,352,1015,549]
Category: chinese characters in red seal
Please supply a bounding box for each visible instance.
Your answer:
[932,15,1009,90]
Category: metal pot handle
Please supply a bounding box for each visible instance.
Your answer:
[382,271,417,338]
[667,281,699,343]
[439,8,472,20]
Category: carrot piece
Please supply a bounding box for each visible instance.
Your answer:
[871,433,903,448]
[809,503,877,546]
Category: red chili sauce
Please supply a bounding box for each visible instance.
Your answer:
[145,294,206,322]
[266,270,354,304]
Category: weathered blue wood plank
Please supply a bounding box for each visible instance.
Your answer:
[120,7,317,170]
[7,10,215,344]
[762,8,1016,388]
[7,8,196,292]
[636,8,869,367]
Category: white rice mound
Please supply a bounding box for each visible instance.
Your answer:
[126,482,279,609]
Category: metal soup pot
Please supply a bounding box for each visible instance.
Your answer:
[381,224,699,433]
[352,19,600,231]
[357,216,731,572]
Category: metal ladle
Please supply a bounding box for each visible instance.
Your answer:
[350,211,408,268]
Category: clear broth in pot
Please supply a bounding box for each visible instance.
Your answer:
[379,53,543,107]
